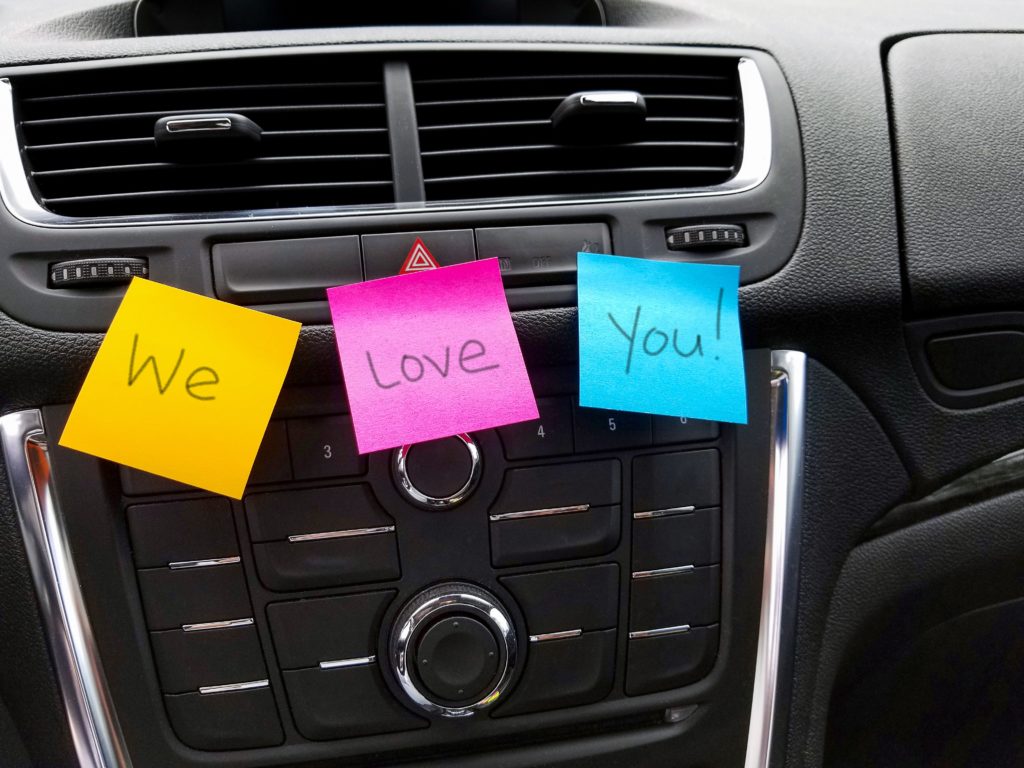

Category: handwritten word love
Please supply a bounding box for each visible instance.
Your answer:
[327,259,537,453]
[366,339,498,389]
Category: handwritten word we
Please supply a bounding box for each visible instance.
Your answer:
[127,333,220,400]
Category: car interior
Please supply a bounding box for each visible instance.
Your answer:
[1,1,1023,766]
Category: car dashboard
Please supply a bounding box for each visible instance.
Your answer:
[1,2,1024,768]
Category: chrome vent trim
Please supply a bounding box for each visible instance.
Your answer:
[0,410,131,767]
[0,53,770,229]
[743,351,806,768]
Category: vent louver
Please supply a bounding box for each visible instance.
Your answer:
[13,56,394,218]
[411,52,743,203]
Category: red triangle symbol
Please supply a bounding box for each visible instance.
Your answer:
[399,238,441,274]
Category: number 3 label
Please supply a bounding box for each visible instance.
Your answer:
[323,444,333,460]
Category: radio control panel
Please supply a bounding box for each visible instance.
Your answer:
[44,353,771,765]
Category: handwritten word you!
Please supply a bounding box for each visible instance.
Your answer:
[609,289,725,374]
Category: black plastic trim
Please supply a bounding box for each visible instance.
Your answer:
[905,312,1024,408]
[383,60,426,204]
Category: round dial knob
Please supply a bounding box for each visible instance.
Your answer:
[415,616,500,703]
[390,583,517,717]
[392,434,482,509]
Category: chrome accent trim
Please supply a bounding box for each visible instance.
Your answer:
[287,525,395,543]
[319,655,376,670]
[393,434,482,510]
[0,410,131,767]
[579,91,641,105]
[631,564,695,580]
[168,555,239,569]
[165,116,233,133]
[632,505,696,519]
[181,617,253,633]
[198,679,268,695]
[391,583,517,718]
[628,624,691,640]
[528,629,582,643]
[0,56,770,228]
[131,0,143,36]
[743,351,806,768]
[489,504,590,522]
[732,57,773,196]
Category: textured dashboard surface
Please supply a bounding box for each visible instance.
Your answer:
[890,34,1024,315]
[2,2,1024,767]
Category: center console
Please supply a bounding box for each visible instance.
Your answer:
[26,353,771,766]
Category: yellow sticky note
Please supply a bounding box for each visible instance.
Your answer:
[60,278,300,499]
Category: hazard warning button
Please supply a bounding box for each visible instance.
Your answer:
[362,229,476,280]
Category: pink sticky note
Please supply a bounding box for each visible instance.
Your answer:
[327,258,539,454]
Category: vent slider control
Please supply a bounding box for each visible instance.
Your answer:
[49,257,149,288]
[551,90,647,144]
[665,224,748,252]
[155,113,262,162]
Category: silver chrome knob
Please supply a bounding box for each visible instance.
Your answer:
[390,582,517,718]
[392,433,482,509]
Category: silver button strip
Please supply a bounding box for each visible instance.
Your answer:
[287,525,395,543]
[168,555,240,570]
[632,506,696,519]
[165,116,233,133]
[319,655,376,670]
[579,91,642,105]
[489,504,590,522]
[182,617,253,633]
[198,679,269,695]
[628,624,692,640]
[528,629,583,643]
[631,564,695,580]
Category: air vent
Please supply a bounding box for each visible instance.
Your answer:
[411,52,743,203]
[12,55,394,218]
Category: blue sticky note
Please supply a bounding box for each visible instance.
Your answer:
[577,253,747,424]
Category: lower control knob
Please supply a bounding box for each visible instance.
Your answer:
[415,616,500,703]
[390,583,517,717]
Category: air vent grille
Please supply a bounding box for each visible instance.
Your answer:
[411,52,742,202]
[13,56,394,217]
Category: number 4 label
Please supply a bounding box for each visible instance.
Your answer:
[537,425,546,439]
